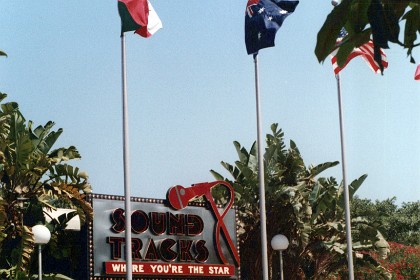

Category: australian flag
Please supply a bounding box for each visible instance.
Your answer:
[245,0,299,55]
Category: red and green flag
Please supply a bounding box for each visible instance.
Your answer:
[118,0,162,37]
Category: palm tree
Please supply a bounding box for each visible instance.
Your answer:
[0,93,93,278]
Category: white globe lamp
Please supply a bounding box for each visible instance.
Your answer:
[271,234,289,251]
[32,225,51,280]
[32,225,51,244]
[271,234,289,280]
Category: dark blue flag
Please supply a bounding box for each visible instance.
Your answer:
[245,0,299,55]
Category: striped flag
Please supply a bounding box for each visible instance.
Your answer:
[415,64,420,81]
[118,0,162,37]
[331,28,388,75]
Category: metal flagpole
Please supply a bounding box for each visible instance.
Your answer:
[253,53,269,280]
[121,33,133,280]
[38,245,42,280]
[335,73,354,280]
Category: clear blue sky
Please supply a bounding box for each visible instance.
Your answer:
[1,1,419,203]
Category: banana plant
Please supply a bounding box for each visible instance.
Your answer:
[211,123,390,279]
[0,93,92,278]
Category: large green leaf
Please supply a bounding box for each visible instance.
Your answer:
[11,113,33,170]
[49,146,81,163]
[233,141,249,164]
[0,93,7,103]
[348,174,368,199]
[17,226,34,275]
[309,182,321,205]
[403,5,419,47]
[336,29,371,67]
[28,121,63,155]
[310,161,339,177]
[315,0,352,63]
[348,0,371,33]
[210,169,224,181]
[43,128,63,154]
[0,101,19,113]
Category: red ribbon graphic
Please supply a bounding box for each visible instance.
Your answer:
[167,181,240,266]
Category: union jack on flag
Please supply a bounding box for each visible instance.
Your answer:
[331,28,388,75]
[244,0,299,55]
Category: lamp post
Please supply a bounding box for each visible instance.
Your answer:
[32,225,51,280]
[271,234,289,280]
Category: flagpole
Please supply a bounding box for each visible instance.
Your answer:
[121,33,133,280]
[335,73,354,280]
[253,53,269,280]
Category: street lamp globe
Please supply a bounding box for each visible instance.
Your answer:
[32,225,51,244]
[33,225,51,280]
[271,234,289,280]
[271,234,289,251]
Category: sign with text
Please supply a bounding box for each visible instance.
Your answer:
[87,181,240,279]
[105,262,235,277]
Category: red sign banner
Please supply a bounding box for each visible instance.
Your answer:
[105,262,235,277]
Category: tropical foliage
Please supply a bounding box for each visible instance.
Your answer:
[316,0,419,72]
[352,197,420,246]
[0,93,92,279]
[211,124,390,279]
[354,242,420,280]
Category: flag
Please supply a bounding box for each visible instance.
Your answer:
[331,28,388,75]
[415,64,420,81]
[245,0,299,55]
[118,0,162,37]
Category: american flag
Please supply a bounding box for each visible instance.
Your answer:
[331,28,388,75]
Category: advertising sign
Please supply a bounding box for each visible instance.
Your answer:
[87,181,240,279]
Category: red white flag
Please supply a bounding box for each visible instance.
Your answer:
[331,41,388,75]
[118,0,162,37]
[415,64,420,81]
[331,29,388,75]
